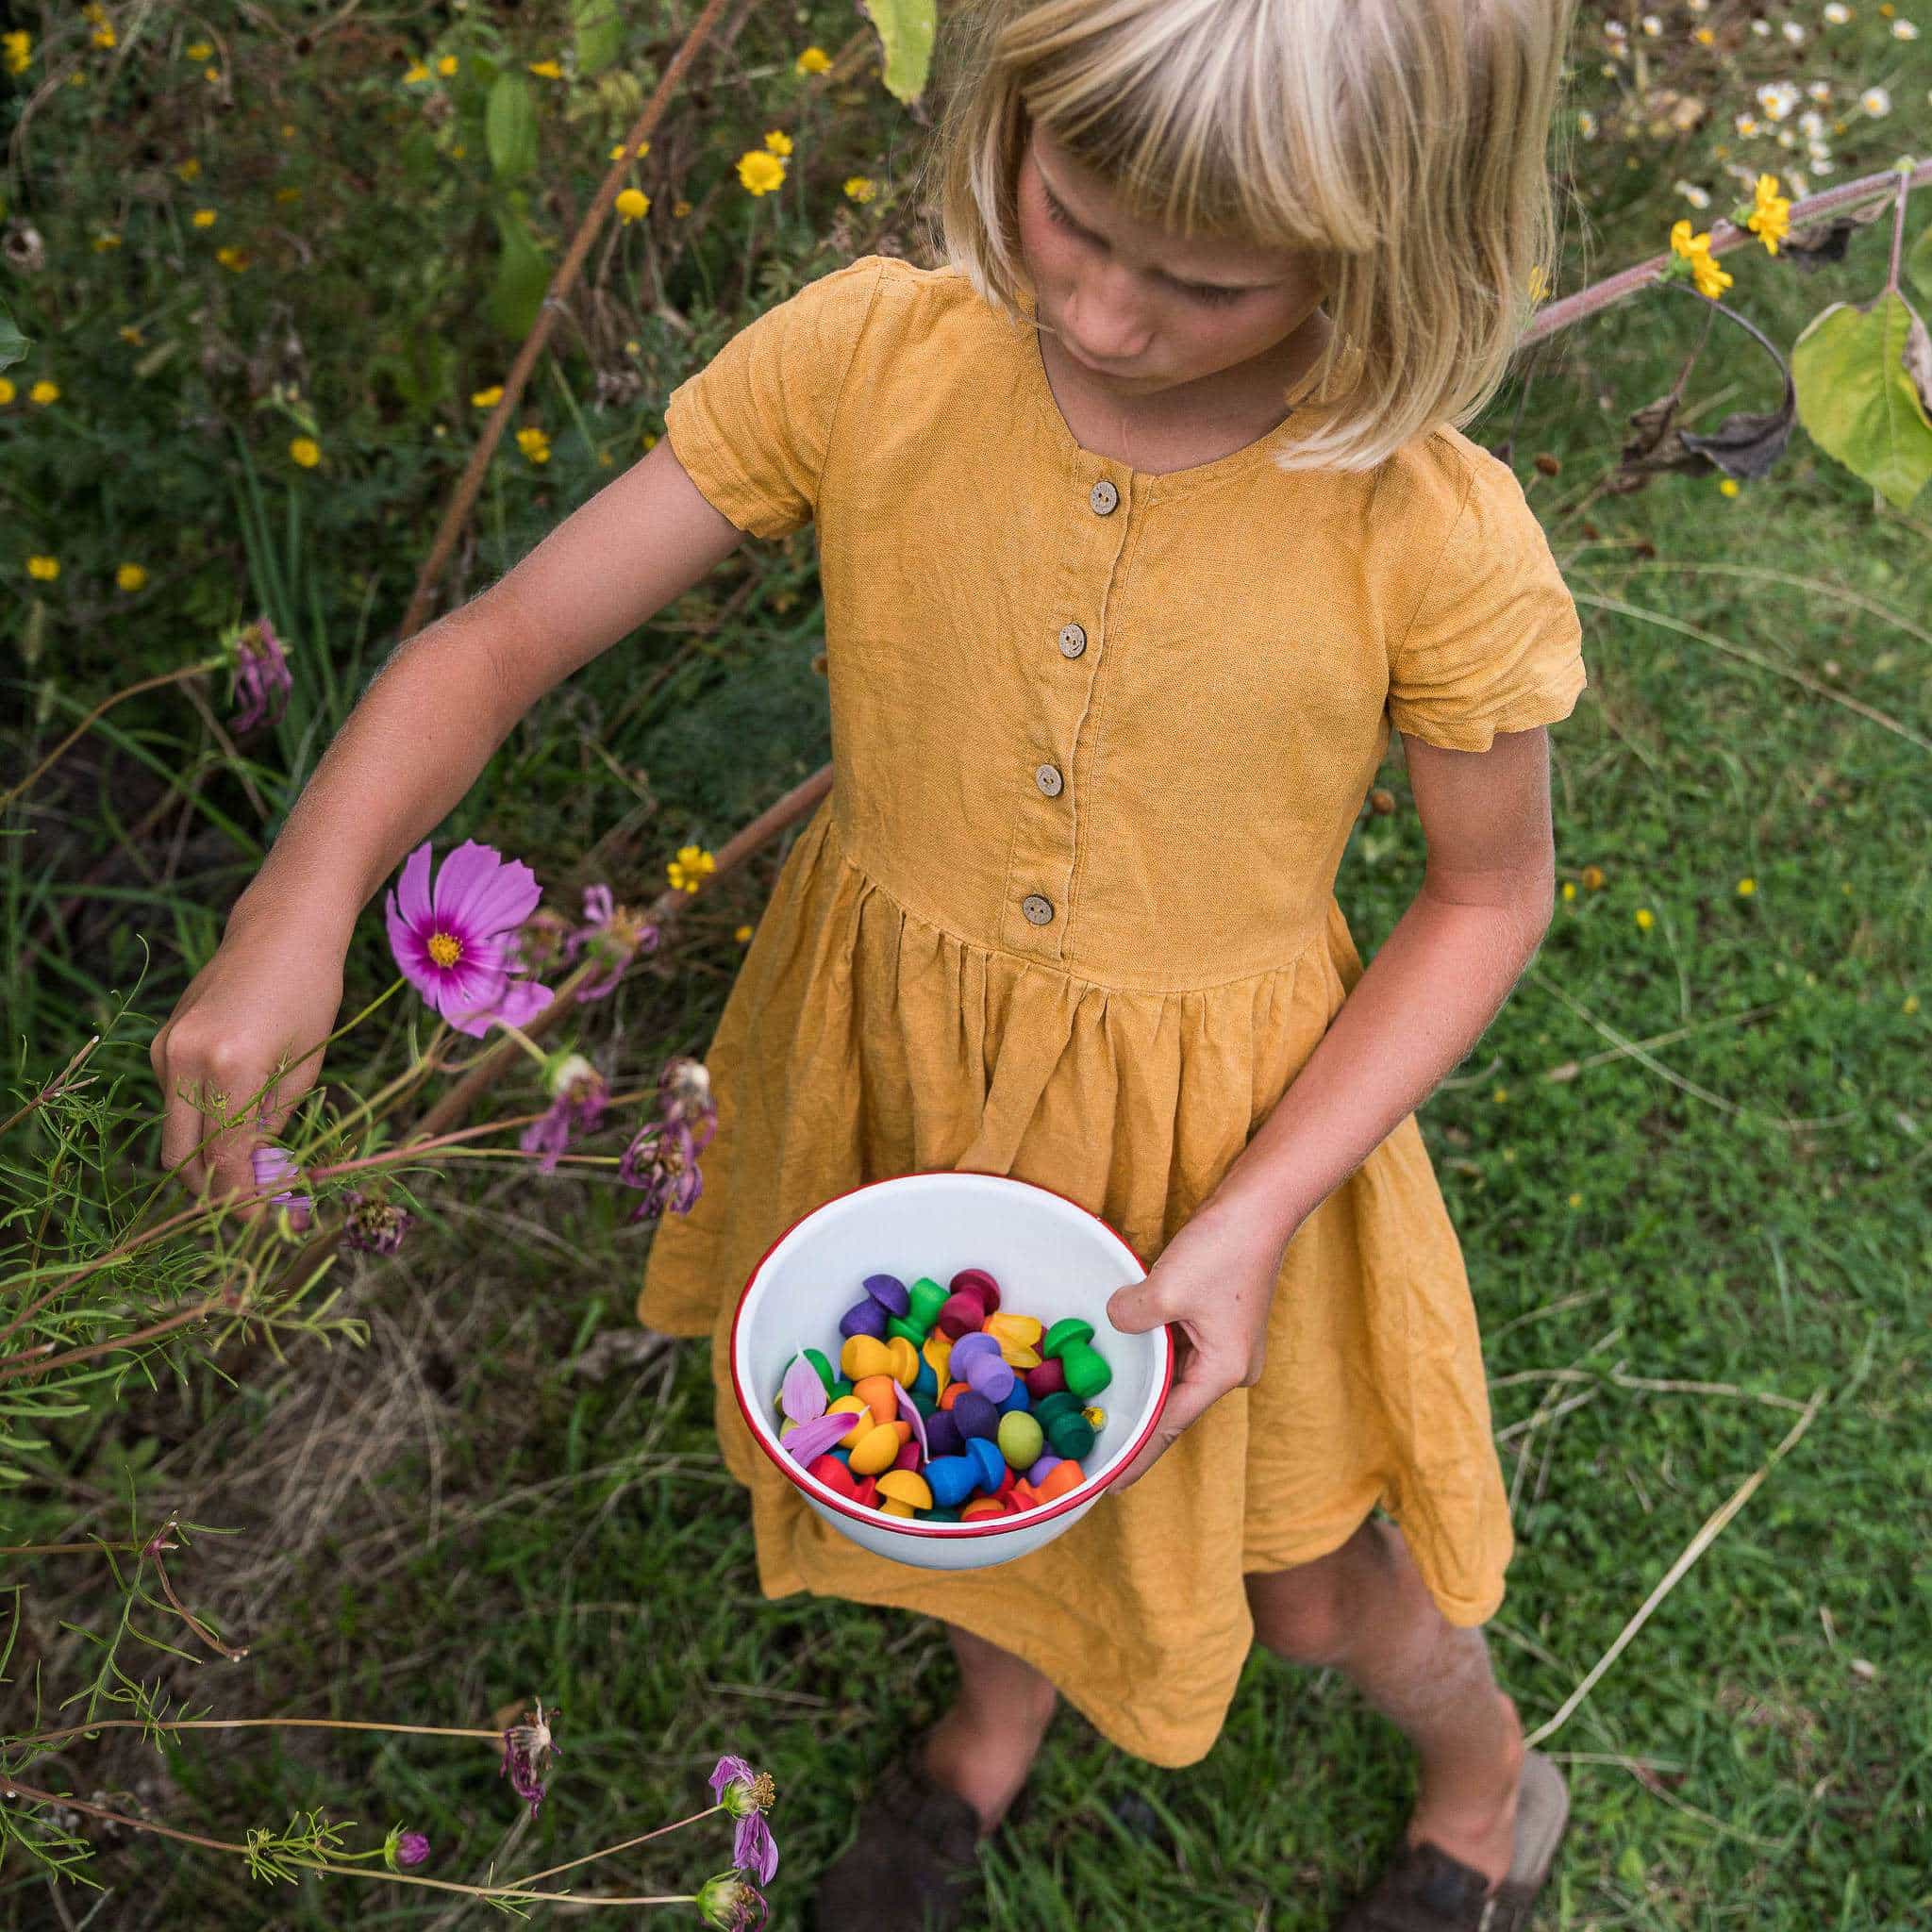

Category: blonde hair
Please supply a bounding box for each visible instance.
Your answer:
[913,0,1580,473]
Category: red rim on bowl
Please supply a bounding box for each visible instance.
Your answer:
[729,1169,1174,1540]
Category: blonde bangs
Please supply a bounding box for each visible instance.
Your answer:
[912,0,1581,474]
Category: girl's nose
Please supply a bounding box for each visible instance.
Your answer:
[1063,268,1150,362]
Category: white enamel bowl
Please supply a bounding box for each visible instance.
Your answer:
[730,1171,1173,1571]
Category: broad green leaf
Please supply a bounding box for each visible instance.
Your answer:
[1790,294,1932,509]
[858,0,936,105]
[574,0,625,80]
[1907,219,1932,305]
[490,202,553,341]
[486,72,541,184]
[0,297,27,374]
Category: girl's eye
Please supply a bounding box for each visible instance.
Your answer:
[1043,192,1246,306]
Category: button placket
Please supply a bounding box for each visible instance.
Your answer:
[1005,463,1134,959]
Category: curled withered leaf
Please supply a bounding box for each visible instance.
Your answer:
[1778,197,1890,275]
[1612,286,1796,490]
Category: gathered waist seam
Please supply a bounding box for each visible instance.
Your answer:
[819,811,1334,999]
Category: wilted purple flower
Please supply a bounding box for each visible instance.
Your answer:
[341,1189,414,1256]
[519,1052,611,1175]
[225,616,292,734]
[385,840,557,1040]
[249,1143,312,1230]
[564,883,659,1002]
[616,1117,705,1224]
[708,1755,778,1884]
[694,1872,771,1931]
[658,1056,716,1146]
[508,905,576,978]
[499,1698,560,1819]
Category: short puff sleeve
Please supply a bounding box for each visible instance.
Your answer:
[1385,451,1587,753]
[662,255,887,541]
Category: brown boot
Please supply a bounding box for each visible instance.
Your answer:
[810,1727,1033,1932]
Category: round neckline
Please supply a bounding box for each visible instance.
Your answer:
[1010,280,1332,493]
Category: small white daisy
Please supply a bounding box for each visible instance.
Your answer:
[1809,158,1835,174]
[1604,17,1626,37]
[1641,14,1663,35]
[1674,179,1713,208]
[1860,85,1891,116]
[1576,108,1599,140]
[1781,20,1807,42]
[1755,80,1801,120]
[1823,1,1851,21]
[1688,0,1709,10]
[1799,108,1826,138]
[1735,112,1761,136]
[1776,126,1796,146]
[1750,17,1770,35]
[1807,80,1834,101]
[1893,19,1920,39]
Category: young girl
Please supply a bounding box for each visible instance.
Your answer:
[637,1,1585,1926]
[156,2,1583,1926]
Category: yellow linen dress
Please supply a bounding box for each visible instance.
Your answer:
[637,254,1587,1770]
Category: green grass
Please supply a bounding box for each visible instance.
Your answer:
[5,5,1931,1927]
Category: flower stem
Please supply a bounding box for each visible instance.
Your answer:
[0,660,225,811]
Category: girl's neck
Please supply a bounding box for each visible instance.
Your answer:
[1037,306,1337,475]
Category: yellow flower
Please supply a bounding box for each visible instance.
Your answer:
[1581,864,1607,891]
[1736,877,1756,895]
[527,58,564,79]
[672,198,692,218]
[27,556,60,581]
[1635,907,1655,929]
[1905,993,1921,1014]
[29,380,59,406]
[1567,1191,1583,1208]
[1745,173,1790,254]
[1560,880,1576,902]
[472,384,505,408]
[438,55,458,76]
[516,425,551,463]
[1668,217,1732,299]
[176,157,201,182]
[843,175,877,203]
[0,377,13,405]
[290,437,322,468]
[275,186,301,205]
[92,230,123,252]
[763,128,794,156]
[186,40,213,60]
[1719,476,1740,496]
[1693,25,1714,42]
[737,150,787,195]
[1526,262,1551,305]
[116,562,148,591]
[216,245,250,272]
[667,844,717,893]
[92,23,116,49]
[641,431,658,450]
[403,61,430,84]
[1491,1085,1509,1104]
[118,326,143,346]
[2,30,32,75]
[192,208,218,228]
[615,187,651,224]
[735,923,755,941]
[795,46,833,75]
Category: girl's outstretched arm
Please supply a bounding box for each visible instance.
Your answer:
[1204,724,1558,1248]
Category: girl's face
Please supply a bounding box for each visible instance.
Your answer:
[1014,121,1325,399]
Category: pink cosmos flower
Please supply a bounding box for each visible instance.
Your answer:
[249,1143,312,1229]
[519,1053,610,1174]
[394,1830,430,1868]
[225,616,292,734]
[563,883,659,1001]
[708,1754,779,1884]
[499,1699,560,1819]
[615,1057,717,1224]
[385,841,557,1039]
[695,1873,771,1931]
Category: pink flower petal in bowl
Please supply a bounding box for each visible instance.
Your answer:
[782,1411,858,1465]
[780,1357,828,1424]
[894,1382,931,1462]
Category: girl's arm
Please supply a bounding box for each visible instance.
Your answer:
[1196,724,1558,1253]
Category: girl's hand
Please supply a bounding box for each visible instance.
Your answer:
[149,911,347,1224]
[1102,1204,1291,1491]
